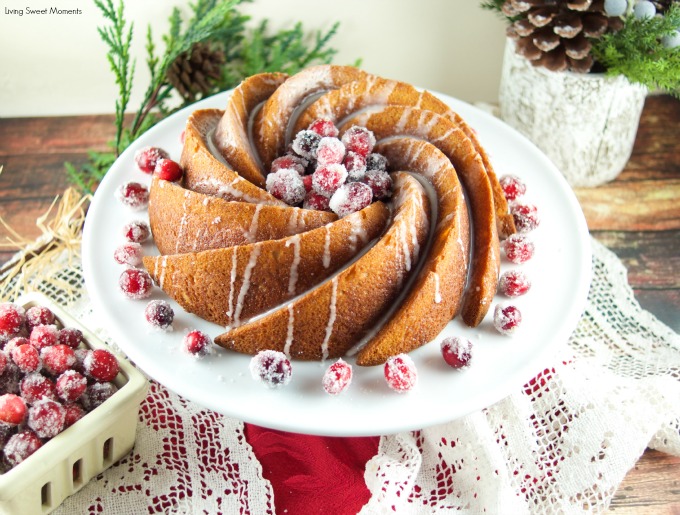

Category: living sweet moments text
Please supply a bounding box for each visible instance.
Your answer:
[4,6,83,16]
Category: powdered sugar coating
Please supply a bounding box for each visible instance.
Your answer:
[322,358,352,395]
[291,130,322,160]
[145,300,174,330]
[499,270,532,297]
[303,191,331,212]
[27,399,66,438]
[25,306,55,330]
[41,344,77,375]
[249,350,292,389]
[308,118,339,138]
[4,430,42,466]
[265,168,306,206]
[123,220,151,243]
[316,137,346,167]
[0,303,26,338]
[55,370,87,403]
[341,126,376,157]
[503,234,535,264]
[114,242,143,266]
[116,182,150,210]
[329,182,373,217]
[343,151,367,181]
[11,344,42,374]
[0,394,27,425]
[441,337,473,369]
[499,174,527,201]
[364,169,393,200]
[312,163,348,197]
[384,354,418,393]
[118,268,153,299]
[29,324,58,350]
[20,373,57,404]
[80,382,118,411]
[134,146,168,174]
[182,330,214,358]
[84,349,120,382]
[511,202,540,233]
[493,304,523,335]
[271,155,305,175]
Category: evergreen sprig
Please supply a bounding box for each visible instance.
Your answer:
[591,3,680,96]
[67,0,344,193]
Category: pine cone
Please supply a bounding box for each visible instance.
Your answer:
[505,0,624,73]
[167,42,225,102]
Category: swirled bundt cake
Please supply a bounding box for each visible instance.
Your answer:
[142,64,516,365]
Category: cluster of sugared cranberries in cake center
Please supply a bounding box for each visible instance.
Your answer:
[265,119,393,217]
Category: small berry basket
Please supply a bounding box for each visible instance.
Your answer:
[0,292,148,514]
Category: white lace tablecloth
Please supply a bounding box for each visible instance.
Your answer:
[24,236,676,514]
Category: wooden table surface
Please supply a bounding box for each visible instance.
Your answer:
[0,95,678,512]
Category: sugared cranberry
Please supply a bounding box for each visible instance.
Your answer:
[41,345,76,376]
[80,382,118,411]
[322,359,352,395]
[312,164,348,197]
[117,182,150,210]
[0,394,27,425]
[84,349,120,382]
[493,304,522,335]
[503,234,535,264]
[341,126,376,157]
[499,270,531,297]
[265,168,306,206]
[119,268,153,299]
[144,300,174,330]
[303,191,331,211]
[308,118,339,138]
[4,337,28,357]
[29,324,58,350]
[271,155,305,175]
[114,242,143,266]
[499,174,527,201]
[364,169,393,199]
[123,220,151,243]
[511,202,540,233]
[20,373,57,404]
[4,430,42,466]
[343,151,367,181]
[57,327,83,349]
[316,137,346,166]
[11,344,41,374]
[329,182,373,217]
[291,130,322,160]
[0,363,21,395]
[154,158,184,182]
[302,174,313,192]
[182,330,213,357]
[249,350,292,389]
[55,370,87,403]
[25,306,55,330]
[135,146,169,174]
[28,399,66,438]
[441,337,473,369]
[63,403,86,427]
[0,303,25,338]
[366,153,388,172]
[384,354,417,393]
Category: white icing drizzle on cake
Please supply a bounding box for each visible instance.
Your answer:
[320,277,339,361]
[285,234,301,295]
[284,304,295,357]
[323,225,332,268]
[433,272,442,304]
[244,204,262,243]
[232,245,262,327]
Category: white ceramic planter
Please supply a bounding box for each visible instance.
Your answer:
[499,39,647,187]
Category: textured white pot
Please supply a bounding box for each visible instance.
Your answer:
[499,39,647,187]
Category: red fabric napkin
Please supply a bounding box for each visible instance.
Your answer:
[244,424,379,514]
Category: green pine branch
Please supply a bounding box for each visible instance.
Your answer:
[67,0,346,193]
[591,4,680,96]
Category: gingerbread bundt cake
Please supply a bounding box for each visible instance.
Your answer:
[143,65,515,365]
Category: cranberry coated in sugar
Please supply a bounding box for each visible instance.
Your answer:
[0,394,27,425]
[441,337,473,369]
[123,220,151,243]
[511,202,540,233]
[28,399,66,438]
[499,174,527,202]
[182,330,213,357]
[0,303,25,338]
[117,182,150,209]
[384,354,417,393]
[322,359,352,395]
[84,349,120,382]
[135,146,169,174]
[499,270,531,297]
[4,430,42,466]
[249,350,292,389]
[503,234,535,264]
[144,300,174,329]
[308,118,339,138]
[118,268,153,299]
[493,304,522,335]
[26,306,55,330]
[154,158,184,182]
